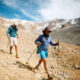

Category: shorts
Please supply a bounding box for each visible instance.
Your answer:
[40,51,48,59]
[10,37,18,46]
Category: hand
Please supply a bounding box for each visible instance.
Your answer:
[56,41,59,45]
[8,36,10,40]
[37,42,41,46]
[17,35,19,39]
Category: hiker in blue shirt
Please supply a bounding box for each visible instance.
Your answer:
[34,27,59,79]
[7,24,19,58]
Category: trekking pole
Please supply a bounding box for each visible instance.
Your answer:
[7,39,10,52]
[57,41,60,78]
[26,47,37,64]
[58,41,60,52]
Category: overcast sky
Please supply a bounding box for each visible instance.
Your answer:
[0,0,80,21]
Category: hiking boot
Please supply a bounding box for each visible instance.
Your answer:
[16,55,19,58]
[32,66,39,72]
[34,66,39,70]
[9,52,12,54]
[48,74,53,79]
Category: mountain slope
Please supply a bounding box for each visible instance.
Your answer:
[0,25,80,80]
[51,25,80,45]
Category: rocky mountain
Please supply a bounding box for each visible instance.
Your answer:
[51,25,80,45]
[51,18,80,45]
[0,16,79,30]
[0,16,80,80]
[0,16,80,45]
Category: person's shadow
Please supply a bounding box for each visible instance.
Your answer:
[42,78,53,80]
[16,61,53,80]
[16,61,34,71]
[0,49,6,53]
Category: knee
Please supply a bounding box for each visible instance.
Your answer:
[15,45,17,47]
[39,59,42,63]
[10,46,13,48]
[43,59,47,65]
[39,59,42,62]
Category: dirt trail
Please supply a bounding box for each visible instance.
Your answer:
[0,27,80,80]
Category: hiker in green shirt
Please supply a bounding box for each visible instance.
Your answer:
[7,24,19,58]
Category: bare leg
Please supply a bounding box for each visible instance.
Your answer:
[42,59,49,76]
[15,45,18,58]
[34,59,43,69]
[10,46,13,54]
[43,59,53,79]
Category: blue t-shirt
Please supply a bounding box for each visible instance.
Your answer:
[35,34,57,51]
[7,26,18,37]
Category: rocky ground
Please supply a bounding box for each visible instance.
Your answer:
[0,26,80,80]
[51,25,80,45]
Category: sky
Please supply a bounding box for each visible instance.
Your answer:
[0,0,80,22]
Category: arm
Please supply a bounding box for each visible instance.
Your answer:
[50,38,58,46]
[7,27,11,37]
[16,27,19,38]
[16,33,19,38]
[35,35,42,46]
[16,31,19,38]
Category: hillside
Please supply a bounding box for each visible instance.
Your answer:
[51,25,80,45]
[0,21,80,80]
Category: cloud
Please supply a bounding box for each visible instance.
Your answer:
[14,14,20,19]
[2,0,28,9]
[2,0,80,21]
[38,0,80,21]
[3,0,18,8]
[2,0,40,21]
[20,9,41,22]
